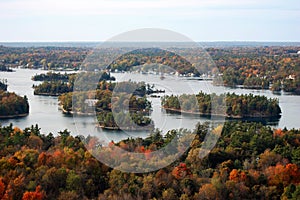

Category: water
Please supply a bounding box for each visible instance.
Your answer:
[0,69,299,142]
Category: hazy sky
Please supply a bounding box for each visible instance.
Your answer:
[0,0,299,42]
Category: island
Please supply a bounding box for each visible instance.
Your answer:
[33,71,115,96]
[59,81,157,131]
[161,92,281,119]
[32,71,71,82]
[0,90,29,118]
[33,81,71,96]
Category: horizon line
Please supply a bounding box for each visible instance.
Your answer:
[1,40,300,43]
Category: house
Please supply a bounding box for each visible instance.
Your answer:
[287,75,296,80]
[84,99,98,107]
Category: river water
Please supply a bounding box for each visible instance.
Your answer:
[0,69,299,142]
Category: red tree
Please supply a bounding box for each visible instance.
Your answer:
[0,178,5,199]
[22,186,44,200]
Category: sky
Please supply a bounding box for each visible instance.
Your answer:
[0,0,299,42]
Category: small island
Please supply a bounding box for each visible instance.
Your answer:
[33,71,116,96]
[32,71,71,82]
[96,91,154,131]
[0,80,29,119]
[59,81,156,131]
[161,92,281,119]
[0,90,29,119]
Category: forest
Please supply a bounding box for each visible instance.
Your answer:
[210,47,300,93]
[161,92,281,118]
[106,48,197,76]
[0,121,299,199]
[1,45,299,93]
[0,45,88,70]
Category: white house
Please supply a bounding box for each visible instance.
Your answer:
[84,99,98,107]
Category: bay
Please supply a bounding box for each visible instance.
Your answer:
[0,69,299,142]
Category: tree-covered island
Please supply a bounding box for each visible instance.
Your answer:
[32,72,115,96]
[59,81,161,131]
[0,91,29,119]
[162,92,281,119]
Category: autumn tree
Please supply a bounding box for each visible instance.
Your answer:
[22,186,44,200]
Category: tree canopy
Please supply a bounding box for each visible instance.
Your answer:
[0,122,299,199]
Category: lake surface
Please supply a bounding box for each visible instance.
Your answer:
[0,69,299,142]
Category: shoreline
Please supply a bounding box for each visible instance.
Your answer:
[97,124,154,131]
[59,105,95,116]
[214,83,300,95]
[34,92,62,97]
[0,113,29,119]
[162,107,281,119]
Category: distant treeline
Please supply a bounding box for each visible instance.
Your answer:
[1,45,299,93]
[209,47,300,93]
